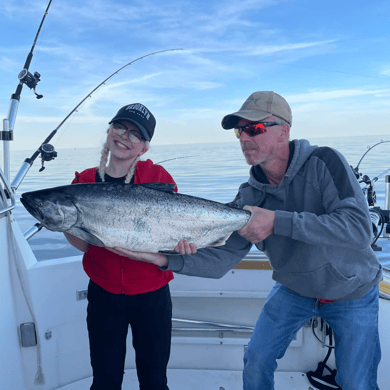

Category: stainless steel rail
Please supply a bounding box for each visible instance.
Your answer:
[172,328,253,334]
[0,167,16,216]
[380,269,390,301]
[23,223,43,240]
[172,318,254,332]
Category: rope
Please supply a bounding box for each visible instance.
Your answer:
[6,216,45,385]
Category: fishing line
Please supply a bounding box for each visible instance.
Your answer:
[31,3,50,80]
[356,140,390,172]
[16,0,53,100]
[351,140,390,190]
[53,49,182,135]
[53,107,85,146]
[157,155,200,164]
[24,48,183,173]
[52,48,184,148]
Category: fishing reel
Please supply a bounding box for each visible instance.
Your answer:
[370,207,390,251]
[357,172,389,250]
[351,141,390,250]
[361,174,377,206]
[350,165,377,206]
[39,143,57,172]
[18,69,43,99]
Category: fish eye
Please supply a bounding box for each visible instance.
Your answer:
[38,202,44,207]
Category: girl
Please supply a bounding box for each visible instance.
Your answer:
[65,103,175,390]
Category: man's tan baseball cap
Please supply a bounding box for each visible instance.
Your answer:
[221,91,292,129]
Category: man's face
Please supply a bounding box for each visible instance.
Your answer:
[237,116,286,166]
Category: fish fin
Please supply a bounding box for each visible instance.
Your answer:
[225,201,240,209]
[207,233,233,247]
[68,227,105,247]
[140,183,176,193]
[158,250,182,255]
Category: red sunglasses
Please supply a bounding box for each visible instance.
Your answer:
[234,121,282,138]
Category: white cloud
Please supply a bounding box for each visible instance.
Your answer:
[248,40,338,56]
[0,56,19,72]
[287,88,390,103]
[381,68,390,77]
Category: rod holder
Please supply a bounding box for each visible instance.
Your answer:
[384,175,390,238]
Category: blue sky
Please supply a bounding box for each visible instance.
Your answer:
[1,0,390,150]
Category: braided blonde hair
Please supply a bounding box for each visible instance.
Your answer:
[98,142,110,182]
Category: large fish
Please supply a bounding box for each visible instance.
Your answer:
[20,182,250,253]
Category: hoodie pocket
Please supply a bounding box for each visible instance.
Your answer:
[274,262,361,300]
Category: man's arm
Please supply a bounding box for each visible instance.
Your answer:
[274,148,373,249]
[163,231,253,278]
[107,240,197,267]
[110,231,253,279]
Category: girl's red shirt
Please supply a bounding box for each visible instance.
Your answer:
[71,159,175,295]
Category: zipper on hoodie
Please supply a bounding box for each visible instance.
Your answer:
[284,175,289,211]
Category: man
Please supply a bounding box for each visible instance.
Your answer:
[119,91,382,390]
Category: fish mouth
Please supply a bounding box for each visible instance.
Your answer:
[20,194,43,222]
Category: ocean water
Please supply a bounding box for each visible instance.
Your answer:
[2,135,390,261]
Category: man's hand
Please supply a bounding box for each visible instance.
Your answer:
[238,206,275,244]
[175,240,197,255]
[106,240,197,267]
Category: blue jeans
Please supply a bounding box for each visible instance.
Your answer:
[243,283,381,390]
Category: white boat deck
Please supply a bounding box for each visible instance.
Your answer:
[59,369,313,389]
[1,216,389,390]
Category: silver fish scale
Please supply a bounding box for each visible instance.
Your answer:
[24,183,251,253]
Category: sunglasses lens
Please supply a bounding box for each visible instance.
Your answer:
[234,123,267,138]
[112,124,144,143]
[112,126,126,135]
[128,133,141,143]
[246,123,265,136]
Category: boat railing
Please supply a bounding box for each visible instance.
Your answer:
[0,167,15,216]
[23,223,43,240]
[380,268,390,301]
[172,318,254,334]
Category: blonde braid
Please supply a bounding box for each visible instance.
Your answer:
[124,156,140,184]
[125,141,149,183]
[98,142,110,182]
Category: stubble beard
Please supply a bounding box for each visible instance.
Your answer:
[242,147,263,166]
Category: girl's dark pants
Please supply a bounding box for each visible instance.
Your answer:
[87,280,172,390]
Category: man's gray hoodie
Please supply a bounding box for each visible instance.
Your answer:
[165,139,382,301]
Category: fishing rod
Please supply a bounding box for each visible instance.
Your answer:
[0,3,54,386]
[351,140,390,181]
[13,0,53,101]
[350,140,390,206]
[350,140,390,249]
[11,48,183,191]
[2,0,53,182]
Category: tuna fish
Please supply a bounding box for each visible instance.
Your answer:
[20,182,250,253]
